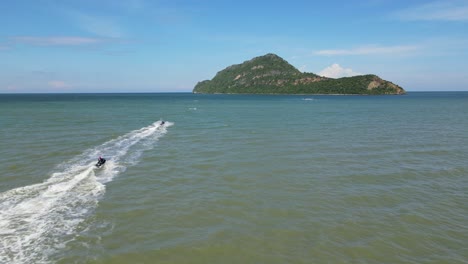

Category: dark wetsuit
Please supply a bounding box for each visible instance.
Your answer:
[97,158,106,166]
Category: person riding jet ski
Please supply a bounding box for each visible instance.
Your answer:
[96,156,106,167]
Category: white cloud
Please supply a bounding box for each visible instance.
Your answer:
[318,64,362,78]
[69,11,124,38]
[11,36,103,46]
[394,1,468,21]
[6,85,19,91]
[48,80,72,89]
[315,45,418,56]
[117,0,146,11]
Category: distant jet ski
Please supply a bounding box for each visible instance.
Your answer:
[95,156,106,168]
[157,121,165,128]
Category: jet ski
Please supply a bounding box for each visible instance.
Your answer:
[95,157,106,168]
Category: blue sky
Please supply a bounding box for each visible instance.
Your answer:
[1,0,468,92]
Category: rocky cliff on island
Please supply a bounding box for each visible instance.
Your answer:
[193,53,405,95]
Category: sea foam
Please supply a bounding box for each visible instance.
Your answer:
[0,120,171,263]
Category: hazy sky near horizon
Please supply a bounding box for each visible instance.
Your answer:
[1,0,468,92]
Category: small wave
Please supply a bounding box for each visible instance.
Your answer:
[0,120,171,263]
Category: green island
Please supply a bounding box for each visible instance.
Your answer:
[193,53,405,95]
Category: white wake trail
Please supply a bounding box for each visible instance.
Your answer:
[0,121,172,264]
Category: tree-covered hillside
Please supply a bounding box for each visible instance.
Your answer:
[193,54,405,95]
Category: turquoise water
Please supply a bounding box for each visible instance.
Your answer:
[1,92,467,263]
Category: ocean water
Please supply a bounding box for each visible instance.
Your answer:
[0,92,467,263]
